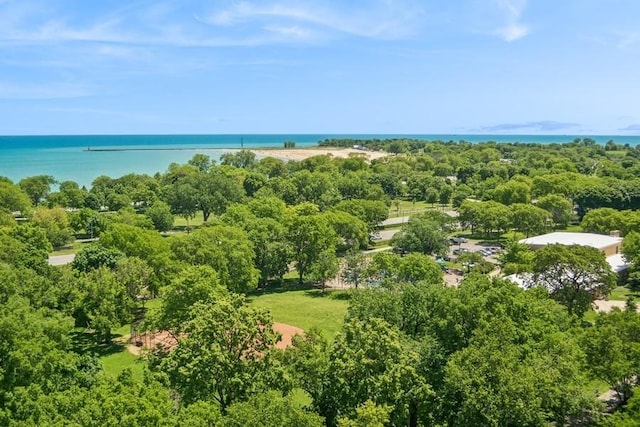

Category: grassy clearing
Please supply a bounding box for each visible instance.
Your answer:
[609,286,640,302]
[51,239,94,256]
[583,378,610,398]
[70,329,144,380]
[101,349,145,380]
[173,211,206,229]
[248,289,350,340]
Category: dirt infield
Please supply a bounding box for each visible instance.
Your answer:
[272,322,304,349]
[128,322,304,355]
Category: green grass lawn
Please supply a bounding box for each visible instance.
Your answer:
[70,329,144,380]
[609,285,640,301]
[73,288,349,378]
[50,239,95,256]
[248,289,350,340]
[173,211,206,229]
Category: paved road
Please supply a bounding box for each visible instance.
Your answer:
[381,217,409,226]
[48,254,75,266]
[377,229,401,240]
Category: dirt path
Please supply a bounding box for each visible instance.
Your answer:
[127,323,304,355]
[272,322,304,349]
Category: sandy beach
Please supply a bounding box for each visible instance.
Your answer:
[249,147,390,161]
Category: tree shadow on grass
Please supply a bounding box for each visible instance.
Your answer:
[249,278,316,296]
[303,289,352,300]
[70,330,127,358]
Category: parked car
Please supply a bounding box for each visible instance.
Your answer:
[453,248,469,255]
[450,236,468,244]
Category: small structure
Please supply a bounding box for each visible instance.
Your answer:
[519,231,623,256]
[507,231,630,288]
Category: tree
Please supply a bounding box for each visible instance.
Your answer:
[72,244,124,272]
[537,194,573,228]
[0,295,79,403]
[99,223,174,293]
[323,210,369,253]
[499,240,534,275]
[48,180,87,208]
[309,249,340,292]
[623,231,640,286]
[69,207,107,238]
[188,153,213,172]
[220,149,257,169]
[289,211,338,285]
[510,203,551,237]
[582,307,640,403]
[158,297,286,413]
[144,200,174,232]
[115,256,153,305]
[443,319,594,426]
[30,207,74,248]
[580,207,626,235]
[492,180,531,205]
[319,317,432,426]
[342,249,370,289]
[531,244,617,317]
[196,167,246,221]
[154,265,228,336]
[0,180,31,214]
[333,199,389,231]
[18,175,55,206]
[222,391,324,427]
[338,401,392,427]
[391,214,449,256]
[169,225,259,293]
[75,267,133,343]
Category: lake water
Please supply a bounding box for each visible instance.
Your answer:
[1,133,638,186]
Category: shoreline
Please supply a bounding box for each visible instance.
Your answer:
[248,147,390,161]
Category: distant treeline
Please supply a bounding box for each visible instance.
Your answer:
[318,137,634,154]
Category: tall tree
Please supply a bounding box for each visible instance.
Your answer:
[288,210,338,285]
[18,175,55,206]
[531,244,617,317]
[391,214,449,256]
[158,297,286,413]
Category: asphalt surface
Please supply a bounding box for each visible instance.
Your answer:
[48,254,76,266]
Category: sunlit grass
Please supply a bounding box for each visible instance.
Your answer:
[248,289,350,340]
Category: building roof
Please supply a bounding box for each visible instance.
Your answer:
[606,254,630,273]
[519,232,622,250]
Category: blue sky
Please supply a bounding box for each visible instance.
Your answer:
[1,0,639,135]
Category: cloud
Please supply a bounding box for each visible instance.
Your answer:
[483,121,581,132]
[620,124,640,132]
[0,82,92,99]
[0,0,424,50]
[493,0,529,41]
[202,1,424,41]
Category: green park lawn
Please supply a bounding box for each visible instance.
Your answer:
[83,288,349,376]
[172,211,206,229]
[248,289,350,340]
[609,285,640,302]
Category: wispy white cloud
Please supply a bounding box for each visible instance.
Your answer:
[621,124,640,132]
[616,30,640,49]
[0,81,92,99]
[493,0,529,42]
[201,1,424,41]
[483,120,580,132]
[0,0,424,49]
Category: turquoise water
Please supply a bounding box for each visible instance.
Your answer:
[1,134,639,186]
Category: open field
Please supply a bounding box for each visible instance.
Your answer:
[247,289,349,340]
[609,285,640,302]
[79,289,348,377]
